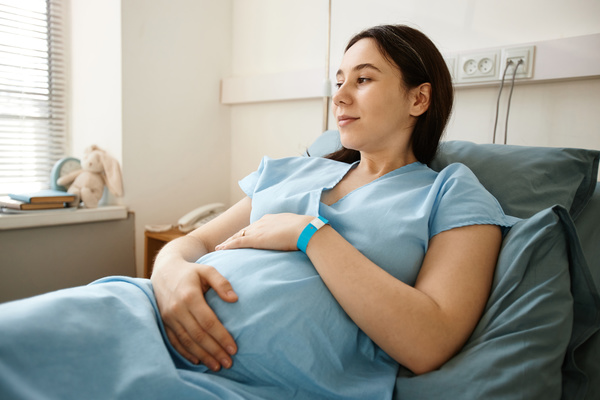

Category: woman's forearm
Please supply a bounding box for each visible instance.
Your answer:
[153,197,252,277]
[306,224,500,375]
[152,235,210,275]
[305,227,443,373]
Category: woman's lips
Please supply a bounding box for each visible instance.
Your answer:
[337,116,359,127]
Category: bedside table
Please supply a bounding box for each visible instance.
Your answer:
[144,227,186,278]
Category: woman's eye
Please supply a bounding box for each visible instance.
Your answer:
[334,77,369,90]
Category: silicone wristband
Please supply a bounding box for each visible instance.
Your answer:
[297,216,329,253]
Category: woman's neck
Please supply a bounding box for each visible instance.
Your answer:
[356,150,418,179]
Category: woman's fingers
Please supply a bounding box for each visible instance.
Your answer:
[156,264,238,370]
[215,213,312,252]
[165,326,200,365]
[163,299,235,371]
[195,266,239,356]
[189,304,237,366]
[214,228,248,251]
[202,265,239,304]
[166,323,225,371]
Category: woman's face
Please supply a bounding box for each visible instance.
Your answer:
[332,38,419,156]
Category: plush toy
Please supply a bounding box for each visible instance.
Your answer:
[57,145,124,208]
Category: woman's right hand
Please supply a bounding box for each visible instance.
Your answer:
[151,258,238,371]
[151,197,252,371]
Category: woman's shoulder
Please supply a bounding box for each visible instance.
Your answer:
[429,162,493,200]
[433,162,479,180]
[427,162,517,235]
[261,155,348,168]
[254,155,352,177]
[240,155,352,195]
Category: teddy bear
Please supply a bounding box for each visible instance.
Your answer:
[57,145,124,208]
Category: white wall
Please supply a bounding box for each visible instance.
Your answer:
[121,0,232,276]
[228,0,329,202]
[228,0,600,203]
[69,0,123,164]
[328,0,600,55]
[71,0,232,277]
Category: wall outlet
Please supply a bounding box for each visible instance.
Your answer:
[500,46,535,79]
[456,51,500,83]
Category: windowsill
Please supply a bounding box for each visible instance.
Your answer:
[0,205,128,230]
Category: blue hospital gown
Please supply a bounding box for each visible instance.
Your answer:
[0,156,515,400]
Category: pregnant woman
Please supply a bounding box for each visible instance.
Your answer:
[0,25,514,400]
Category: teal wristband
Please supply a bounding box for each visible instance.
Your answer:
[297,216,329,253]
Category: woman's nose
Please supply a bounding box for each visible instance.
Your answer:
[332,83,351,106]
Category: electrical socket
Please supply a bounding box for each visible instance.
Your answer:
[500,46,535,79]
[456,51,500,83]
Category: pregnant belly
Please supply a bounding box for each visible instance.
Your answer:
[196,249,397,397]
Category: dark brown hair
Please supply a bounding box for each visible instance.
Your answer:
[327,25,454,165]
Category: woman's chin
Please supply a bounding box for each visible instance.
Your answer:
[338,130,362,151]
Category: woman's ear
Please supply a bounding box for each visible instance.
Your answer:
[409,83,431,117]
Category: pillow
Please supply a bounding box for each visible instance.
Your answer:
[430,141,599,220]
[307,131,600,220]
[554,206,600,400]
[572,184,600,400]
[574,182,600,289]
[306,129,341,158]
[393,206,582,399]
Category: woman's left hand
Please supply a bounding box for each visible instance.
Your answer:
[215,213,314,252]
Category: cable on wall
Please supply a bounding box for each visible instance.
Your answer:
[492,59,513,144]
[502,59,523,144]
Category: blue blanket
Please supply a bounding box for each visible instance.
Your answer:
[0,277,247,399]
[0,276,396,399]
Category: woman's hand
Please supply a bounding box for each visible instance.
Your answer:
[151,245,238,372]
[215,213,314,252]
[151,197,254,372]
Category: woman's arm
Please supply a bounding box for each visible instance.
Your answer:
[151,197,252,371]
[307,223,501,375]
[218,215,502,375]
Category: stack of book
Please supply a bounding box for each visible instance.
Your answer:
[0,190,79,214]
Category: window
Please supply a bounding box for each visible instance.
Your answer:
[0,0,66,194]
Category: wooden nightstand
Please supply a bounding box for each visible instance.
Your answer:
[144,227,186,278]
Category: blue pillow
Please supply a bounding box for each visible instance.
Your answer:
[554,206,600,399]
[572,183,600,400]
[430,141,599,220]
[306,129,341,158]
[394,206,577,399]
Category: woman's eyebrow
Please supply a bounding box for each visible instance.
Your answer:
[336,63,382,78]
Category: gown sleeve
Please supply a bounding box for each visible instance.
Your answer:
[429,163,519,237]
[238,157,268,198]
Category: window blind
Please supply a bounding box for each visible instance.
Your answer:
[0,0,66,194]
